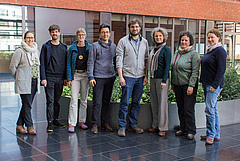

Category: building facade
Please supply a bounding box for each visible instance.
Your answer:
[1,0,240,73]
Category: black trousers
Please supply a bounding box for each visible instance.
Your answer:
[174,83,198,135]
[91,77,115,126]
[17,78,37,127]
[45,77,64,122]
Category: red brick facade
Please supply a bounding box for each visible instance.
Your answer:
[1,0,240,22]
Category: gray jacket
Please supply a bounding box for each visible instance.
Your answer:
[87,38,116,80]
[9,47,40,94]
[116,35,149,78]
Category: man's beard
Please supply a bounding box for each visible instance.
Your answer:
[130,31,140,36]
[52,35,58,40]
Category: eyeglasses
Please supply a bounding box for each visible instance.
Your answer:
[25,37,34,40]
[100,31,110,34]
[77,34,85,37]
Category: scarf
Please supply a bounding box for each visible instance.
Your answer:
[21,41,40,66]
[148,42,166,78]
[207,42,222,53]
[178,46,193,54]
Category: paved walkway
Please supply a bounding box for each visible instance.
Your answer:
[0,74,240,161]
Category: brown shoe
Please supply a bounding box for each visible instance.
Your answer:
[118,129,126,137]
[91,125,98,134]
[127,126,144,134]
[206,138,214,145]
[16,125,28,134]
[200,135,220,141]
[101,124,113,132]
[158,131,166,136]
[27,126,36,135]
[148,128,158,133]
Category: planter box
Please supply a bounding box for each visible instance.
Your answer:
[60,96,240,130]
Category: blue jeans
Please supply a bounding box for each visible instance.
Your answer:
[118,77,144,129]
[203,84,222,139]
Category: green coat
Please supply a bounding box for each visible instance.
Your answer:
[171,47,200,87]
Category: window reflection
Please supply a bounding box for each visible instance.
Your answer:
[112,14,126,45]
[85,12,99,44]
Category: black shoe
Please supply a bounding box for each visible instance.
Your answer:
[53,120,65,128]
[47,123,53,132]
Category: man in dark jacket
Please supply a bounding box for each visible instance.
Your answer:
[87,23,116,134]
[40,24,67,132]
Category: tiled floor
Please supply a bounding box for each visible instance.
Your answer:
[1,73,240,161]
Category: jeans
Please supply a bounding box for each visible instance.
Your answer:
[203,84,222,139]
[174,83,198,135]
[68,72,89,126]
[45,77,64,122]
[91,77,115,126]
[118,76,144,129]
[18,78,37,127]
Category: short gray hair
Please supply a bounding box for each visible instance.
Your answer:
[76,28,87,37]
[151,27,168,42]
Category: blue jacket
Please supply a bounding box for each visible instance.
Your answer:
[67,40,91,81]
[200,46,227,89]
[40,40,68,80]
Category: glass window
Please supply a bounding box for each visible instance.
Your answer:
[225,22,234,32]
[129,15,143,24]
[196,20,206,56]
[0,4,22,53]
[0,4,24,73]
[174,18,187,52]
[235,35,240,70]
[85,12,99,44]
[236,23,240,33]
[215,21,223,33]
[111,14,126,45]
[160,17,173,29]
[224,34,233,67]
[145,16,158,28]
[188,19,199,50]
[0,8,8,16]
[62,35,77,50]
[25,7,35,33]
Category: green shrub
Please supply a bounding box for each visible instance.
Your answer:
[219,67,240,101]
[62,68,240,104]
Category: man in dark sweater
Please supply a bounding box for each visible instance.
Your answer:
[87,23,116,134]
[40,24,67,132]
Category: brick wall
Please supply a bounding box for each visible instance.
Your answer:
[2,0,240,22]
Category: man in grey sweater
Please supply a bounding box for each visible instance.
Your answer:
[87,23,116,134]
[116,18,149,137]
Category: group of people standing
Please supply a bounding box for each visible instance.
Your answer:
[10,18,226,145]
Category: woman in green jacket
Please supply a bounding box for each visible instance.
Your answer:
[171,31,200,140]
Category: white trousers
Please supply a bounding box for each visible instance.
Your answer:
[68,72,89,126]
